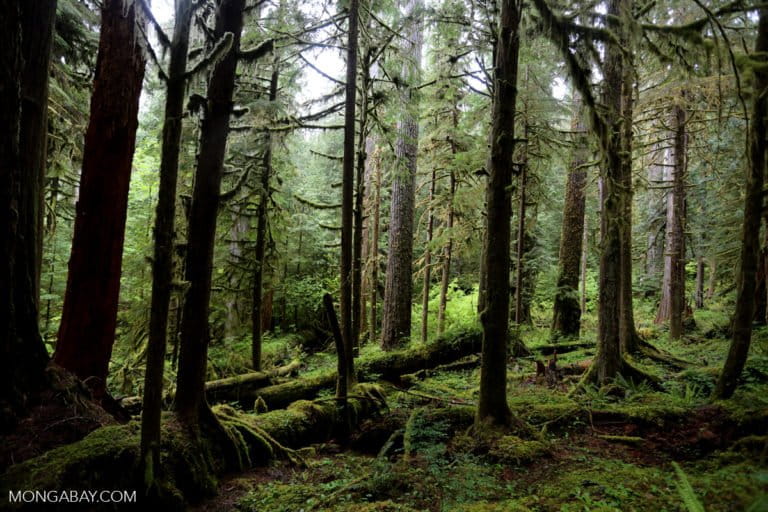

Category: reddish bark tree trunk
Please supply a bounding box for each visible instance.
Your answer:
[55,0,146,399]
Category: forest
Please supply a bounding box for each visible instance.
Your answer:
[1,0,767,510]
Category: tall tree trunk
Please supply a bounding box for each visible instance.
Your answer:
[706,256,716,300]
[369,145,382,343]
[1,0,55,416]
[421,168,436,342]
[476,0,520,426]
[695,256,705,309]
[552,102,588,338]
[252,65,279,372]
[340,0,359,388]
[713,8,768,400]
[437,169,455,335]
[591,0,629,383]
[381,0,423,350]
[20,0,57,311]
[580,211,589,313]
[617,31,640,355]
[55,0,147,400]
[514,136,527,325]
[175,0,245,427]
[352,49,371,353]
[655,104,687,340]
[141,0,194,488]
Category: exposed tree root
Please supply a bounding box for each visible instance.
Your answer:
[634,339,692,370]
[569,358,662,397]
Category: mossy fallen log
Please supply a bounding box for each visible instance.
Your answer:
[1,384,387,511]
[535,341,595,355]
[116,360,302,414]
[205,360,301,403]
[250,327,483,410]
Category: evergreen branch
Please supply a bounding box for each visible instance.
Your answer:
[294,195,342,209]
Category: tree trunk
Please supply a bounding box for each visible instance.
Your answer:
[514,139,527,325]
[140,0,194,488]
[589,0,629,384]
[55,0,147,400]
[706,256,717,300]
[655,104,687,340]
[353,49,371,353]
[252,65,279,372]
[340,0,359,389]
[580,210,589,313]
[175,0,245,427]
[477,0,520,426]
[695,256,705,309]
[381,0,423,350]
[369,146,382,343]
[421,168,436,342]
[0,0,54,416]
[617,30,640,355]
[437,169,455,335]
[552,102,588,338]
[713,8,768,400]
[20,0,57,311]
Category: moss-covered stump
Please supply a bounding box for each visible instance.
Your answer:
[0,385,388,511]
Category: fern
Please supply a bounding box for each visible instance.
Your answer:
[672,462,706,512]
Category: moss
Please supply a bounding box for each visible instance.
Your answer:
[487,435,549,465]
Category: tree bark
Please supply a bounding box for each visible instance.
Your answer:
[713,8,768,400]
[421,168,436,342]
[695,256,705,309]
[655,104,687,340]
[514,137,527,325]
[552,102,588,338]
[617,28,640,355]
[252,65,279,372]
[340,0,359,388]
[381,0,423,350]
[141,0,195,488]
[175,0,246,427]
[20,0,57,311]
[55,0,147,400]
[437,169,455,335]
[369,146,382,343]
[477,0,520,426]
[0,0,53,415]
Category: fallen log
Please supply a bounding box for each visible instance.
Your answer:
[535,341,595,355]
[251,326,483,410]
[116,360,302,414]
[1,384,387,511]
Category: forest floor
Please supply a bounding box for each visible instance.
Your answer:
[194,305,768,512]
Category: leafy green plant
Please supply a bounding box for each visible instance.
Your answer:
[672,462,706,512]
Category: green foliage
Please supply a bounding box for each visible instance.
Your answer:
[672,462,706,512]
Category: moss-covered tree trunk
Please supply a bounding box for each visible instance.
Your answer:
[655,104,687,339]
[141,0,195,487]
[477,0,520,426]
[552,101,587,338]
[175,0,245,427]
[252,65,279,372]
[55,0,146,400]
[381,0,423,350]
[713,8,768,400]
[592,0,629,383]
[340,0,359,386]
